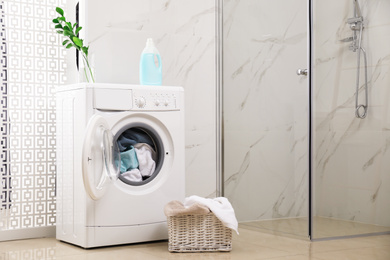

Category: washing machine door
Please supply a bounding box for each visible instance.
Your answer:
[82,115,120,200]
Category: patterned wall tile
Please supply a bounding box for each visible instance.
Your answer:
[0,0,65,231]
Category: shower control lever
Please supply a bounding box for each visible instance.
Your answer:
[340,36,354,42]
[296,68,308,76]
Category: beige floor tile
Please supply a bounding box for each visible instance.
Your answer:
[243,217,390,239]
[51,239,142,257]
[235,227,312,255]
[312,217,390,239]
[112,241,172,259]
[352,234,390,247]
[241,218,309,238]
[311,245,390,260]
[309,235,390,253]
[161,252,233,260]
[0,238,58,259]
[0,227,389,260]
[0,238,157,259]
[127,239,295,260]
[0,238,56,251]
[228,240,299,260]
[256,255,322,260]
[56,247,167,260]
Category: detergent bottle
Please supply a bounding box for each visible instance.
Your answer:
[139,38,162,85]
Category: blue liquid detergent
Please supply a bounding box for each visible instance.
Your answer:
[139,38,162,85]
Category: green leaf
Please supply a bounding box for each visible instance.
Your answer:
[62,39,69,46]
[63,25,70,31]
[58,16,65,22]
[82,46,88,56]
[52,18,59,23]
[75,26,82,35]
[72,36,83,47]
[66,22,72,30]
[73,22,77,29]
[56,30,63,34]
[56,7,64,16]
[55,24,62,29]
[66,43,73,49]
[63,30,72,36]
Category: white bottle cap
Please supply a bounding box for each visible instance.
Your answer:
[146,38,154,48]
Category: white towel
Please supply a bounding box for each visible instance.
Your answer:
[134,143,157,177]
[183,195,239,234]
[122,169,142,182]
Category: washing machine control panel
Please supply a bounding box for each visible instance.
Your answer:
[133,91,178,110]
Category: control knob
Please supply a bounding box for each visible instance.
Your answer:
[136,97,146,108]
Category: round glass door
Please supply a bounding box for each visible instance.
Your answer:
[82,115,120,200]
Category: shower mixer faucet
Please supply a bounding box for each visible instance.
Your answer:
[347,16,364,52]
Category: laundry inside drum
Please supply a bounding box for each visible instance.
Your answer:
[116,126,164,186]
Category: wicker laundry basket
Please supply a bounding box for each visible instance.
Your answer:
[167,212,232,252]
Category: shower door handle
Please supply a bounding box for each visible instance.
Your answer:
[296,68,308,76]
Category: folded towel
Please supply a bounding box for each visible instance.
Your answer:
[164,200,210,217]
[184,195,239,234]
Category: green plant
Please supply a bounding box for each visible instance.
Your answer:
[52,7,95,83]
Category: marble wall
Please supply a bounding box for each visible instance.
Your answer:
[222,0,309,222]
[313,0,390,227]
[65,0,217,197]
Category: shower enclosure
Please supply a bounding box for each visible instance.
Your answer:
[221,0,390,240]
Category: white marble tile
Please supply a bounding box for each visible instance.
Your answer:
[174,0,215,38]
[170,1,217,197]
[185,129,217,197]
[223,0,308,222]
[375,133,390,226]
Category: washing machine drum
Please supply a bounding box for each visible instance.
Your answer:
[82,115,164,200]
[115,123,164,186]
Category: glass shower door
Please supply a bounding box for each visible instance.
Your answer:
[311,0,390,239]
[222,0,310,239]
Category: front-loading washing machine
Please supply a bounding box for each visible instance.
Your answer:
[56,83,184,248]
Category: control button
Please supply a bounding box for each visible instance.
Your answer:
[164,99,169,106]
[155,99,160,106]
[136,97,146,108]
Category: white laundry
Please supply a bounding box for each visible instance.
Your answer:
[134,143,157,177]
[122,169,142,182]
[183,195,239,234]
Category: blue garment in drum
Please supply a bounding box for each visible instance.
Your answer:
[120,146,139,173]
[117,128,155,152]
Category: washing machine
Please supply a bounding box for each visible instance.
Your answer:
[56,83,185,248]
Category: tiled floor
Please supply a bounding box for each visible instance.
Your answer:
[243,217,390,239]
[1,224,389,259]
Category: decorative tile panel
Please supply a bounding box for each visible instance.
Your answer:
[0,0,65,232]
